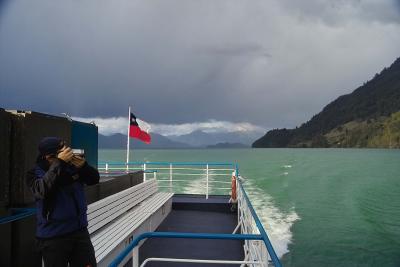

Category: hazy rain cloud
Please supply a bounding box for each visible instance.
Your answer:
[1,0,400,132]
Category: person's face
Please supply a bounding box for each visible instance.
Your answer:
[44,141,66,163]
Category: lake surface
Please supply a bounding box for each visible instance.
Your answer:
[99,148,400,267]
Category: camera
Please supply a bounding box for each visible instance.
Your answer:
[72,149,85,157]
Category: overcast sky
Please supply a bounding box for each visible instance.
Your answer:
[1,0,400,135]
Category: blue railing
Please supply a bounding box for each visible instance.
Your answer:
[105,161,282,267]
[0,208,36,225]
[237,178,281,267]
[109,232,264,267]
[1,161,282,266]
[98,161,236,166]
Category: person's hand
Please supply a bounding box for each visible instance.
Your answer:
[57,146,73,163]
[70,155,86,168]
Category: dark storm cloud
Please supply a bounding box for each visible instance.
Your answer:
[279,0,400,25]
[1,0,400,129]
[199,43,271,58]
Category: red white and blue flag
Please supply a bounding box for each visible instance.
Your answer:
[129,113,151,144]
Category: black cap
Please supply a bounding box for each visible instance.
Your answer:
[38,137,64,156]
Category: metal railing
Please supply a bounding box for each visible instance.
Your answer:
[237,177,281,267]
[104,161,282,267]
[98,161,236,199]
[140,257,263,266]
[0,208,36,225]
[0,161,282,267]
[108,232,264,267]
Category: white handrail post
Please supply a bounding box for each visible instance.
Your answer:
[132,247,139,267]
[154,171,157,180]
[169,163,173,193]
[143,163,147,182]
[237,175,241,228]
[260,241,269,267]
[206,164,209,199]
[126,106,131,169]
[105,163,108,174]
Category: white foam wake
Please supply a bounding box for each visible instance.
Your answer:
[183,174,299,258]
[244,181,300,258]
[183,175,207,194]
[182,170,219,195]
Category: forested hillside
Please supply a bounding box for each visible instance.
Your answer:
[253,57,400,148]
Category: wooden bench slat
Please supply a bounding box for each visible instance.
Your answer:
[92,192,171,247]
[87,179,173,265]
[95,193,173,261]
[87,179,157,213]
[90,193,156,245]
[88,186,157,234]
[94,212,149,260]
[92,192,173,261]
[88,183,155,219]
[88,185,154,221]
[136,192,174,214]
[138,193,173,213]
[88,180,157,234]
[92,210,146,249]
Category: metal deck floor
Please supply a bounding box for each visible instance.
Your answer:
[138,195,244,267]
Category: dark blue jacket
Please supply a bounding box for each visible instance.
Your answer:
[26,158,99,238]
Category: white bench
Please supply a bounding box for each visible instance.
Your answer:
[87,179,174,267]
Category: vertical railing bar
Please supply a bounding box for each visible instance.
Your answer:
[206,164,209,199]
[143,163,146,182]
[169,163,173,193]
[132,247,138,267]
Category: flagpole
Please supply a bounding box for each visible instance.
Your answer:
[126,106,131,171]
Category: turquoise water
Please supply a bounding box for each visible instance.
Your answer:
[99,148,400,267]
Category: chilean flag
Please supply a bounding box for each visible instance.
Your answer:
[129,113,151,144]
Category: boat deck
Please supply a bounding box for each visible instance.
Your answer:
[138,195,243,267]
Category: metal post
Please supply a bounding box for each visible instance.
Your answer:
[143,163,146,182]
[154,171,156,180]
[238,178,241,229]
[206,164,209,199]
[169,163,173,193]
[260,241,269,267]
[105,163,109,174]
[126,106,131,168]
[132,247,139,267]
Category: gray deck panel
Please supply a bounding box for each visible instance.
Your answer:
[138,195,243,267]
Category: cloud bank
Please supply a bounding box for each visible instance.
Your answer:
[73,116,265,136]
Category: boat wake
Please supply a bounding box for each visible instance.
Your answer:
[244,181,300,258]
[182,172,299,258]
[183,176,207,195]
[183,170,221,195]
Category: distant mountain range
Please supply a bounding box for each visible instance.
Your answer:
[168,130,260,147]
[99,133,190,149]
[207,142,249,149]
[98,130,257,149]
[253,57,400,148]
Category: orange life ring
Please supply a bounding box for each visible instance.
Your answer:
[230,175,237,202]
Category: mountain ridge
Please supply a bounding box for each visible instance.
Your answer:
[98,129,261,149]
[253,57,400,148]
[168,129,261,147]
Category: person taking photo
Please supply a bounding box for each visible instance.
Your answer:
[26,137,100,267]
